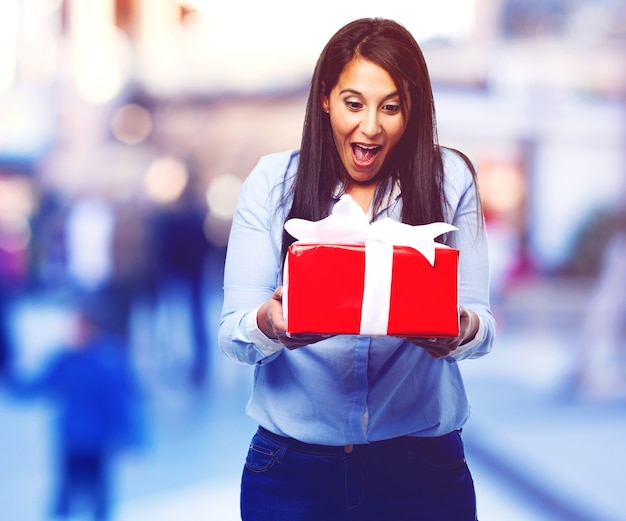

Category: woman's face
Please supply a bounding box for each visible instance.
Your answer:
[321,57,408,187]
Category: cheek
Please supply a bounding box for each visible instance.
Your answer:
[390,121,408,147]
[330,119,351,145]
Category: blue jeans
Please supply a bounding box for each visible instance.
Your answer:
[241,427,477,521]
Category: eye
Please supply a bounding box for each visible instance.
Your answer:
[344,99,363,111]
[382,103,401,115]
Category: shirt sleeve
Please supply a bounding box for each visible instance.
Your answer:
[218,152,294,365]
[442,150,496,361]
[245,306,284,358]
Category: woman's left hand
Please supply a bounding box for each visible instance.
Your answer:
[257,286,334,350]
[400,305,479,358]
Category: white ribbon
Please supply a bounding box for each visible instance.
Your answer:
[284,194,457,265]
[360,240,393,335]
[284,194,458,335]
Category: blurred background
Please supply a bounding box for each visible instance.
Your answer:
[1,0,625,520]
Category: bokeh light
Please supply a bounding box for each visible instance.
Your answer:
[68,0,130,103]
[0,176,37,218]
[479,163,526,216]
[143,156,189,204]
[205,173,242,220]
[0,213,32,253]
[111,104,153,145]
[0,0,19,94]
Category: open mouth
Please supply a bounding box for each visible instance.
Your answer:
[352,143,382,167]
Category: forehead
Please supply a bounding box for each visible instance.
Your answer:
[334,57,399,95]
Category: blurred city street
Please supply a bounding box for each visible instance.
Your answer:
[2,274,625,521]
[1,1,626,520]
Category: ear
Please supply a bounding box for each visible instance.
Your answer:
[320,81,329,113]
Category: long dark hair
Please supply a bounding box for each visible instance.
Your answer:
[281,18,468,259]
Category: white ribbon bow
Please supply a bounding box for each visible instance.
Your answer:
[284,194,457,266]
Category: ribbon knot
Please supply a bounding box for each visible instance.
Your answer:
[284,194,457,266]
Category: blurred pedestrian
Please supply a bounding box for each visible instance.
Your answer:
[5,299,145,521]
[0,210,27,380]
[157,181,211,389]
[107,197,161,345]
[572,206,626,398]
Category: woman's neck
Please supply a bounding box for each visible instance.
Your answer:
[346,183,377,214]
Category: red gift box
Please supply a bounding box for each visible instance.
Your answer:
[284,242,459,337]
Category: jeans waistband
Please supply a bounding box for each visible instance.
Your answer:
[256,426,459,456]
[257,426,354,455]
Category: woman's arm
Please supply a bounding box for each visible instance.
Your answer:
[218,152,294,365]
[444,150,496,360]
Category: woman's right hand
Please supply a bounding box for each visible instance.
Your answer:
[257,286,333,349]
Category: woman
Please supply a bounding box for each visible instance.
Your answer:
[219,18,495,520]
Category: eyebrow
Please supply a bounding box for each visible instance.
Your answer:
[339,88,400,99]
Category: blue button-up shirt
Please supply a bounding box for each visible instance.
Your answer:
[219,149,495,445]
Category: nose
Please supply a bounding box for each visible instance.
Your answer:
[359,108,382,138]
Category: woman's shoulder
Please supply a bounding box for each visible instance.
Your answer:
[241,149,299,195]
[250,149,300,181]
[440,146,477,194]
[441,146,476,175]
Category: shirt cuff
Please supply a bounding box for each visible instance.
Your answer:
[245,305,285,358]
[449,314,486,359]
